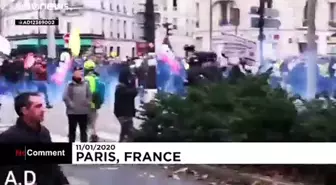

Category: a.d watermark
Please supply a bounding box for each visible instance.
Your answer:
[4,170,36,185]
[14,3,70,11]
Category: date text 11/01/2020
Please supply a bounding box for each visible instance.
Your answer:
[15,19,59,26]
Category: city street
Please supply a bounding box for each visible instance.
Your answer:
[62,165,206,185]
[0,96,207,185]
[0,95,143,142]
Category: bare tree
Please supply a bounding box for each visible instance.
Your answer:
[306,0,317,99]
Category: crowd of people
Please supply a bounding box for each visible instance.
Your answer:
[1,44,331,185]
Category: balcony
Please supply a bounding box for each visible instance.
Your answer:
[67,1,84,10]
[137,3,159,13]
[329,20,336,28]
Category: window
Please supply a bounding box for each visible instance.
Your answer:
[123,20,127,39]
[110,47,113,53]
[102,17,105,35]
[123,6,127,13]
[66,22,71,33]
[219,1,234,26]
[163,17,168,23]
[110,1,113,10]
[117,5,120,12]
[330,3,336,22]
[132,22,135,39]
[173,0,177,10]
[117,19,120,38]
[110,19,113,37]
[303,2,308,26]
[101,0,104,9]
[196,2,200,17]
[173,18,178,28]
[163,0,167,10]
[132,47,135,57]
[185,19,189,36]
[117,46,120,56]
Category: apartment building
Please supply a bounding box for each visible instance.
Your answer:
[1,0,137,58]
[135,0,199,57]
[195,0,336,58]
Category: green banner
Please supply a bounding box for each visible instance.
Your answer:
[11,39,92,46]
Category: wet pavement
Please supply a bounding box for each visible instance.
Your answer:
[62,165,206,185]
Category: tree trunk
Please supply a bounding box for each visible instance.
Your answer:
[306,0,317,99]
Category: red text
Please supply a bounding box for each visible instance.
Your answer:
[15,149,25,157]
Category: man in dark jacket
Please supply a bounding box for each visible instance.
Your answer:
[0,92,69,185]
[114,68,137,142]
[32,58,52,108]
[2,59,25,96]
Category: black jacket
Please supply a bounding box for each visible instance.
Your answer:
[114,83,137,118]
[2,60,25,83]
[0,118,69,185]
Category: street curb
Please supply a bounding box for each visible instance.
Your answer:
[184,165,312,185]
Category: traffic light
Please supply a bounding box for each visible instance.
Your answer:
[144,0,155,52]
[250,0,280,40]
[162,23,176,36]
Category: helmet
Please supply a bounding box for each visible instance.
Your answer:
[84,59,96,70]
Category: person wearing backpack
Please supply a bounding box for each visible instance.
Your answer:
[114,66,137,142]
[63,67,91,142]
[84,60,105,141]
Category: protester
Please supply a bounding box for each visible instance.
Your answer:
[114,67,137,142]
[2,59,25,96]
[84,60,105,141]
[63,67,91,142]
[32,58,52,108]
[0,92,69,185]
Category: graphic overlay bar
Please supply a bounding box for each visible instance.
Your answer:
[0,144,72,164]
[15,19,59,26]
[72,143,336,164]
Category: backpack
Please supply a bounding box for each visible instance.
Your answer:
[92,77,105,109]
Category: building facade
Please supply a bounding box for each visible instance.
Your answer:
[135,0,199,57]
[158,0,198,57]
[1,0,138,58]
[195,0,336,59]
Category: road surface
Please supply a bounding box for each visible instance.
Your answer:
[61,165,206,185]
[0,96,204,185]
[1,96,210,185]
[0,95,143,142]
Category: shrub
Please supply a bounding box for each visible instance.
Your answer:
[133,74,336,184]
[134,74,329,142]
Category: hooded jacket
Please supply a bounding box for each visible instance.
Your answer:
[63,78,92,115]
[114,69,137,118]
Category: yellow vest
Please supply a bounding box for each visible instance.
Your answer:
[318,63,329,78]
[85,74,97,109]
